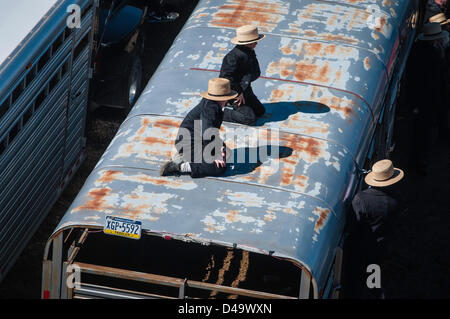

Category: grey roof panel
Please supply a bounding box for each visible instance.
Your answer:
[50,0,418,291]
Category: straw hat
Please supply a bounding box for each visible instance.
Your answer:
[231,25,265,45]
[200,78,238,101]
[429,12,450,26]
[364,159,404,187]
[418,22,449,41]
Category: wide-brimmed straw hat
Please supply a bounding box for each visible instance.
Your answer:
[429,12,450,26]
[231,25,265,45]
[365,159,404,187]
[200,78,238,101]
[418,22,449,41]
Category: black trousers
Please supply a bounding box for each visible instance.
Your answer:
[223,86,265,125]
[223,105,256,125]
[175,139,227,178]
[244,86,266,117]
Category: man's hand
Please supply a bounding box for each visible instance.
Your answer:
[214,146,227,168]
[234,93,245,106]
[214,159,226,168]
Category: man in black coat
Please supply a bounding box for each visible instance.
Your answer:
[159,78,237,178]
[426,0,449,18]
[219,25,266,125]
[345,159,405,299]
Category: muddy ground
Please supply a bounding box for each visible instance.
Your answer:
[0,1,449,299]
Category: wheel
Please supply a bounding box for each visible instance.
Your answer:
[124,54,142,114]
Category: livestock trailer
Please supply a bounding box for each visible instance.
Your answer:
[42,0,420,299]
[0,0,96,282]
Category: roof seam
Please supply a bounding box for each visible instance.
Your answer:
[121,112,363,164]
[181,24,391,72]
[90,164,340,219]
[147,66,376,121]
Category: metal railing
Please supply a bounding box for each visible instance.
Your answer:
[69,262,297,299]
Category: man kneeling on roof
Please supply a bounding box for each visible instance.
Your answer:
[159,78,237,178]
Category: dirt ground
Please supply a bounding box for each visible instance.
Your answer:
[0,1,448,299]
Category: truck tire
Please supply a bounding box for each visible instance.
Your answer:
[124,54,142,114]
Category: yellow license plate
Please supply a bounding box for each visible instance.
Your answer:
[104,216,141,240]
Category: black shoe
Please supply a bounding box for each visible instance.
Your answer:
[159,161,181,176]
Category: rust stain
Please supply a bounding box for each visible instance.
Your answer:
[202,255,215,283]
[322,33,358,45]
[205,222,216,233]
[270,89,284,101]
[143,136,169,146]
[267,59,334,84]
[137,118,151,136]
[98,170,121,183]
[304,29,317,37]
[314,207,330,233]
[210,249,234,297]
[98,171,195,189]
[264,210,276,222]
[374,16,388,33]
[293,174,308,190]
[238,175,256,182]
[297,62,330,83]
[281,134,326,164]
[139,176,180,187]
[283,207,297,215]
[226,210,239,222]
[153,118,180,129]
[281,171,294,186]
[195,13,208,18]
[228,250,250,299]
[74,187,112,212]
[321,96,354,118]
[125,144,134,154]
[280,42,354,58]
[120,204,146,219]
[210,0,288,32]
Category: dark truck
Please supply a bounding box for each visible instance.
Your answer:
[89,0,147,113]
[90,0,179,113]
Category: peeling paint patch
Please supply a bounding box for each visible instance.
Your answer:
[112,117,181,163]
[166,94,202,114]
[364,56,371,70]
[209,0,290,32]
[313,207,330,234]
[307,182,323,197]
[95,170,198,191]
[224,191,265,208]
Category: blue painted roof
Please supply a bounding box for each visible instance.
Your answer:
[52,0,418,291]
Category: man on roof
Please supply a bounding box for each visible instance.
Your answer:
[159,78,237,178]
[219,25,266,126]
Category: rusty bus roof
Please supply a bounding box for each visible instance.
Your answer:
[51,0,418,291]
